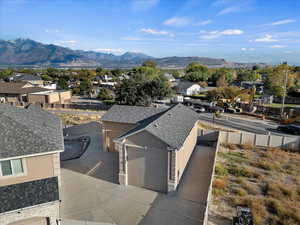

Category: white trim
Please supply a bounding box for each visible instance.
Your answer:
[0,150,63,162]
[0,158,27,179]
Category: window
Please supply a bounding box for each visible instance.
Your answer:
[0,159,24,177]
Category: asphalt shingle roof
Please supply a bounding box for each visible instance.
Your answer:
[0,104,64,159]
[114,104,199,149]
[11,73,43,82]
[174,81,199,92]
[0,82,48,94]
[101,104,167,124]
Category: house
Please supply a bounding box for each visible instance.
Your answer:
[0,82,48,103]
[9,73,44,86]
[174,81,201,96]
[0,104,64,225]
[101,104,199,193]
[163,73,176,82]
[27,90,72,104]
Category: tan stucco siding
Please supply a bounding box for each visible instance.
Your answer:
[59,91,71,103]
[47,93,60,103]
[102,121,136,152]
[175,122,198,182]
[0,154,55,187]
[28,94,46,103]
[125,130,168,150]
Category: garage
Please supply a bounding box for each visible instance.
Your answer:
[126,145,168,192]
[9,217,49,225]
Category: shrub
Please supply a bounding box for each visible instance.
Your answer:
[228,166,261,179]
[215,163,228,176]
[238,142,254,150]
[264,181,298,200]
[255,159,281,171]
[233,188,247,196]
[213,177,227,189]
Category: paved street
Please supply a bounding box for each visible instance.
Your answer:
[198,113,296,137]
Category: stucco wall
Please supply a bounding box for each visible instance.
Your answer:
[59,91,71,103]
[102,121,136,152]
[27,94,46,104]
[125,130,168,150]
[175,122,198,184]
[47,93,60,104]
[0,154,55,187]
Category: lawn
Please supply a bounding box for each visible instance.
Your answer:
[210,143,300,225]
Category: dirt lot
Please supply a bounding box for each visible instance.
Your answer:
[209,143,300,225]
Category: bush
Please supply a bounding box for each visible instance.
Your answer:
[221,142,237,150]
[255,159,281,171]
[215,163,228,176]
[213,177,227,189]
[228,166,261,179]
[233,188,247,196]
[238,142,254,150]
[97,88,114,100]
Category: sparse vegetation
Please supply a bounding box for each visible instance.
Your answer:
[210,143,300,225]
[54,113,100,125]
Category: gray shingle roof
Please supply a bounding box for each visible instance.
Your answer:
[101,104,167,124]
[174,81,200,92]
[116,104,199,149]
[0,104,64,159]
[11,73,43,82]
[0,82,48,94]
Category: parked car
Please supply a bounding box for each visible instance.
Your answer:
[277,125,300,135]
[195,107,205,113]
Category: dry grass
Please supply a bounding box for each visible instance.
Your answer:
[211,142,300,225]
[198,121,235,132]
[55,113,100,125]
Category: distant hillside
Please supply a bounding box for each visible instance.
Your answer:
[0,39,266,68]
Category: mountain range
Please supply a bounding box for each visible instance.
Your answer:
[0,39,266,68]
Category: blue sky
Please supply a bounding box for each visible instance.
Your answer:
[1,0,300,64]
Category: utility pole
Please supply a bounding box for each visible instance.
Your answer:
[280,62,288,118]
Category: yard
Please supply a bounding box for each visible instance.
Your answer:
[59,122,216,225]
[209,143,300,225]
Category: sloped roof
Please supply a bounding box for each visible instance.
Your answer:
[174,81,200,92]
[0,104,64,159]
[101,104,167,124]
[116,104,199,149]
[11,73,43,81]
[0,82,48,94]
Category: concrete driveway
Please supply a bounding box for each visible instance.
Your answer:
[60,122,216,225]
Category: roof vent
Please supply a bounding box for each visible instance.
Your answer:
[154,123,159,127]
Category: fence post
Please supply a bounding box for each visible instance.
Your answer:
[226,131,229,143]
[254,133,257,146]
[267,134,271,147]
[282,136,285,146]
[240,132,243,145]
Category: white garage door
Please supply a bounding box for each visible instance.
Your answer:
[127,146,168,192]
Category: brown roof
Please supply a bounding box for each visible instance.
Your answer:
[0,82,48,94]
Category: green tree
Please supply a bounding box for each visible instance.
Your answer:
[237,69,261,82]
[0,69,13,80]
[79,79,93,95]
[264,63,294,97]
[41,74,53,81]
[184,62,210,82]
[142,60,156,68]
[57,78,69,90]
[210,68,235,85]
[97,88,114,100]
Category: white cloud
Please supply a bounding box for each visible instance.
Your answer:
[251,34,278,43]
[270,45,287,48]
[270,19,296,26]
[218,5,243,15]
[163,17,190,27]
[121,36,142,41]
[94,48,124,54]
[193,20,212,26]
[241,47,255,51]
[140,28,174,37]
[131,0,159,11]
[284,51,293,54]
[45,29,60,33]
[200,29,244,39]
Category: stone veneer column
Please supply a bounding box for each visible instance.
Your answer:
[0,201,59,225]
[115,141,128,186]
[167,150,177,192]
